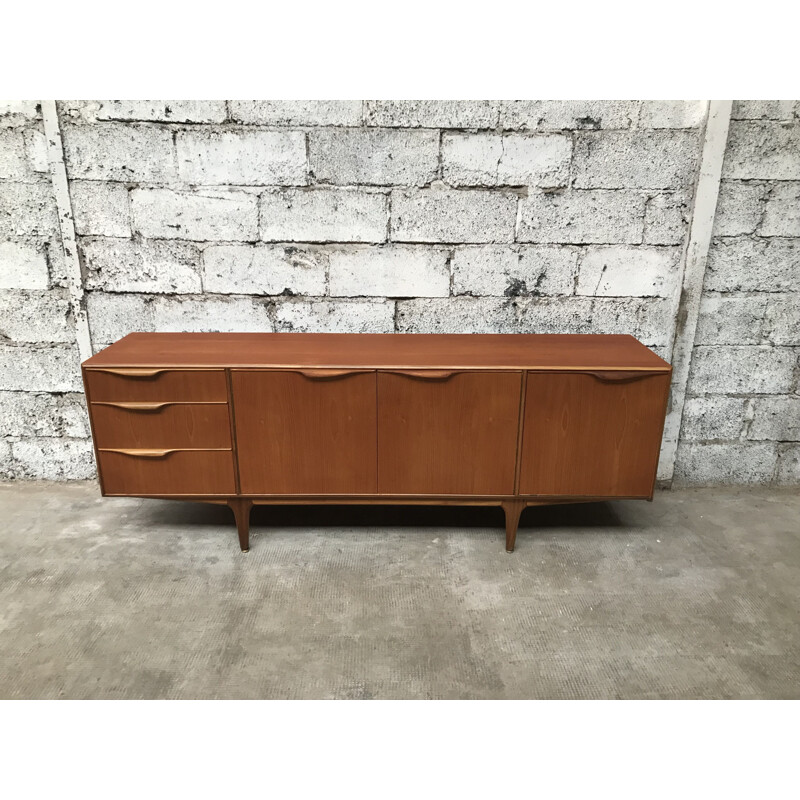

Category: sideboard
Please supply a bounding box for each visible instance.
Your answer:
[81,333,672,552]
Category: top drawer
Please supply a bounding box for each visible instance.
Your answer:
[84,368,228,403]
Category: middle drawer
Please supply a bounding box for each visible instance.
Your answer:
[90,402,232,450]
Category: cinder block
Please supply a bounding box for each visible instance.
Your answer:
[0,391,89,438]
[712,181,766,236]
[763,295,800,345]
[391,187,516,243]
[86,293,155,344]
[722,121,800,180]
[0,439,11,479]
[230,101,363,126]
[695,294,767,344]
[576,246,680,298]
[748,396,800,441]
[760,182,800,236]
[516,296,672,346]
[62,123,177,182]
[260,188,388,243]
[328,245,449,297]
[364,101,498,129]
[731,101,797,120]
[776,444,800,484]
[274,298,394,333]
[396,297,516,333]
[639,100,707,128]
[81,238,201,293]
[203,244,327,296]
[452,245,577,296]
[0,101,40,122]
[680,396,748,440]
[24,130,49,173]
[442,133,571,188]
[517,189,645,244]
[309,128,438,186]
[151,296,273,333]
[0,180,58,238]
[0,289,73,343]
[500,100,638,131]
[573,131,699,189]
[177,129,307,186]
[705,238,800,292]
[0,344,82,391]
[0,129,39,180]
[674,442,777,485]
[11,438,96,480]
[70,181,131,237]
[96,100,227,123]
[0,241,49,289]
[131,188,259,241]
[644,192,690,245]
[688,346,796,394]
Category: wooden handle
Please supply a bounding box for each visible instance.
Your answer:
[94,368,165,378]
[585,371,662,383]
[93,401,174,411]
[295,369,372,379]
[386,370,455,380]
[102,448,176,458]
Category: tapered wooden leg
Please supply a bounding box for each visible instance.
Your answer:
[502,501,525,553]
[229,499,253,552]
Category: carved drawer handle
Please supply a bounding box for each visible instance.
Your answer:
[584,371,665,383]
[94,368,166,378]
[94,401,174,411]
[295,369,372,379]
[103,448,176,458]
[386,370,455,380]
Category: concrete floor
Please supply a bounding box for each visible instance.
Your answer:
[0,482,798,699]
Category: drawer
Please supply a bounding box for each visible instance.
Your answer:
[90,402,231,449]
[85,369,227,403]
[98,449,236,495]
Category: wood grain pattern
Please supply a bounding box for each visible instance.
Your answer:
[85,369,227,402]
[519,371,671,497]
[232,369,378,495]
[84,332,671,372]
[98,449,235,495]
[377,371,522,495]
[90,402,231,449]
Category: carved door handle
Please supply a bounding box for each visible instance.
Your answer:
[385,370,455,380]
[295,369,373,379]
[93,368,166,378]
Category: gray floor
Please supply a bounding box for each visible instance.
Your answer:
[0,482,798,699]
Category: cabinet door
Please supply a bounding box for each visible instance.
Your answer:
[378,371,521,495]
[519,371,670,497]
[232,370,377,495]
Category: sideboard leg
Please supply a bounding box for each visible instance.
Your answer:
[502,501,525,553]
[229,499,253,552]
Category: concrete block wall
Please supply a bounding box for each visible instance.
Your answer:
[675,101,800,485]
[0,99,797,484]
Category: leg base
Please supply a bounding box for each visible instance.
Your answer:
[229,499,253,552]
[501,500,525,552]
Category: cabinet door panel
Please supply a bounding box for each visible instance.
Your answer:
[232,370,377,495]
[519,371,670,497]
[378,371,521,495]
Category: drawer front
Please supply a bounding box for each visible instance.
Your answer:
[85,369,228,403]
[90,402,231,449]
[98,449,236,495]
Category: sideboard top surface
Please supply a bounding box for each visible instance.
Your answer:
[83,333,670,371]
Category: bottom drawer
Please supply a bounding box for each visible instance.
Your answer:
[98,449,236,495]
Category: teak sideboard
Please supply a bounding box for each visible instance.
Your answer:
[81,333,672,552]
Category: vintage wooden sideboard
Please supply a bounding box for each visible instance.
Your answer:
[81,333,672,552]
